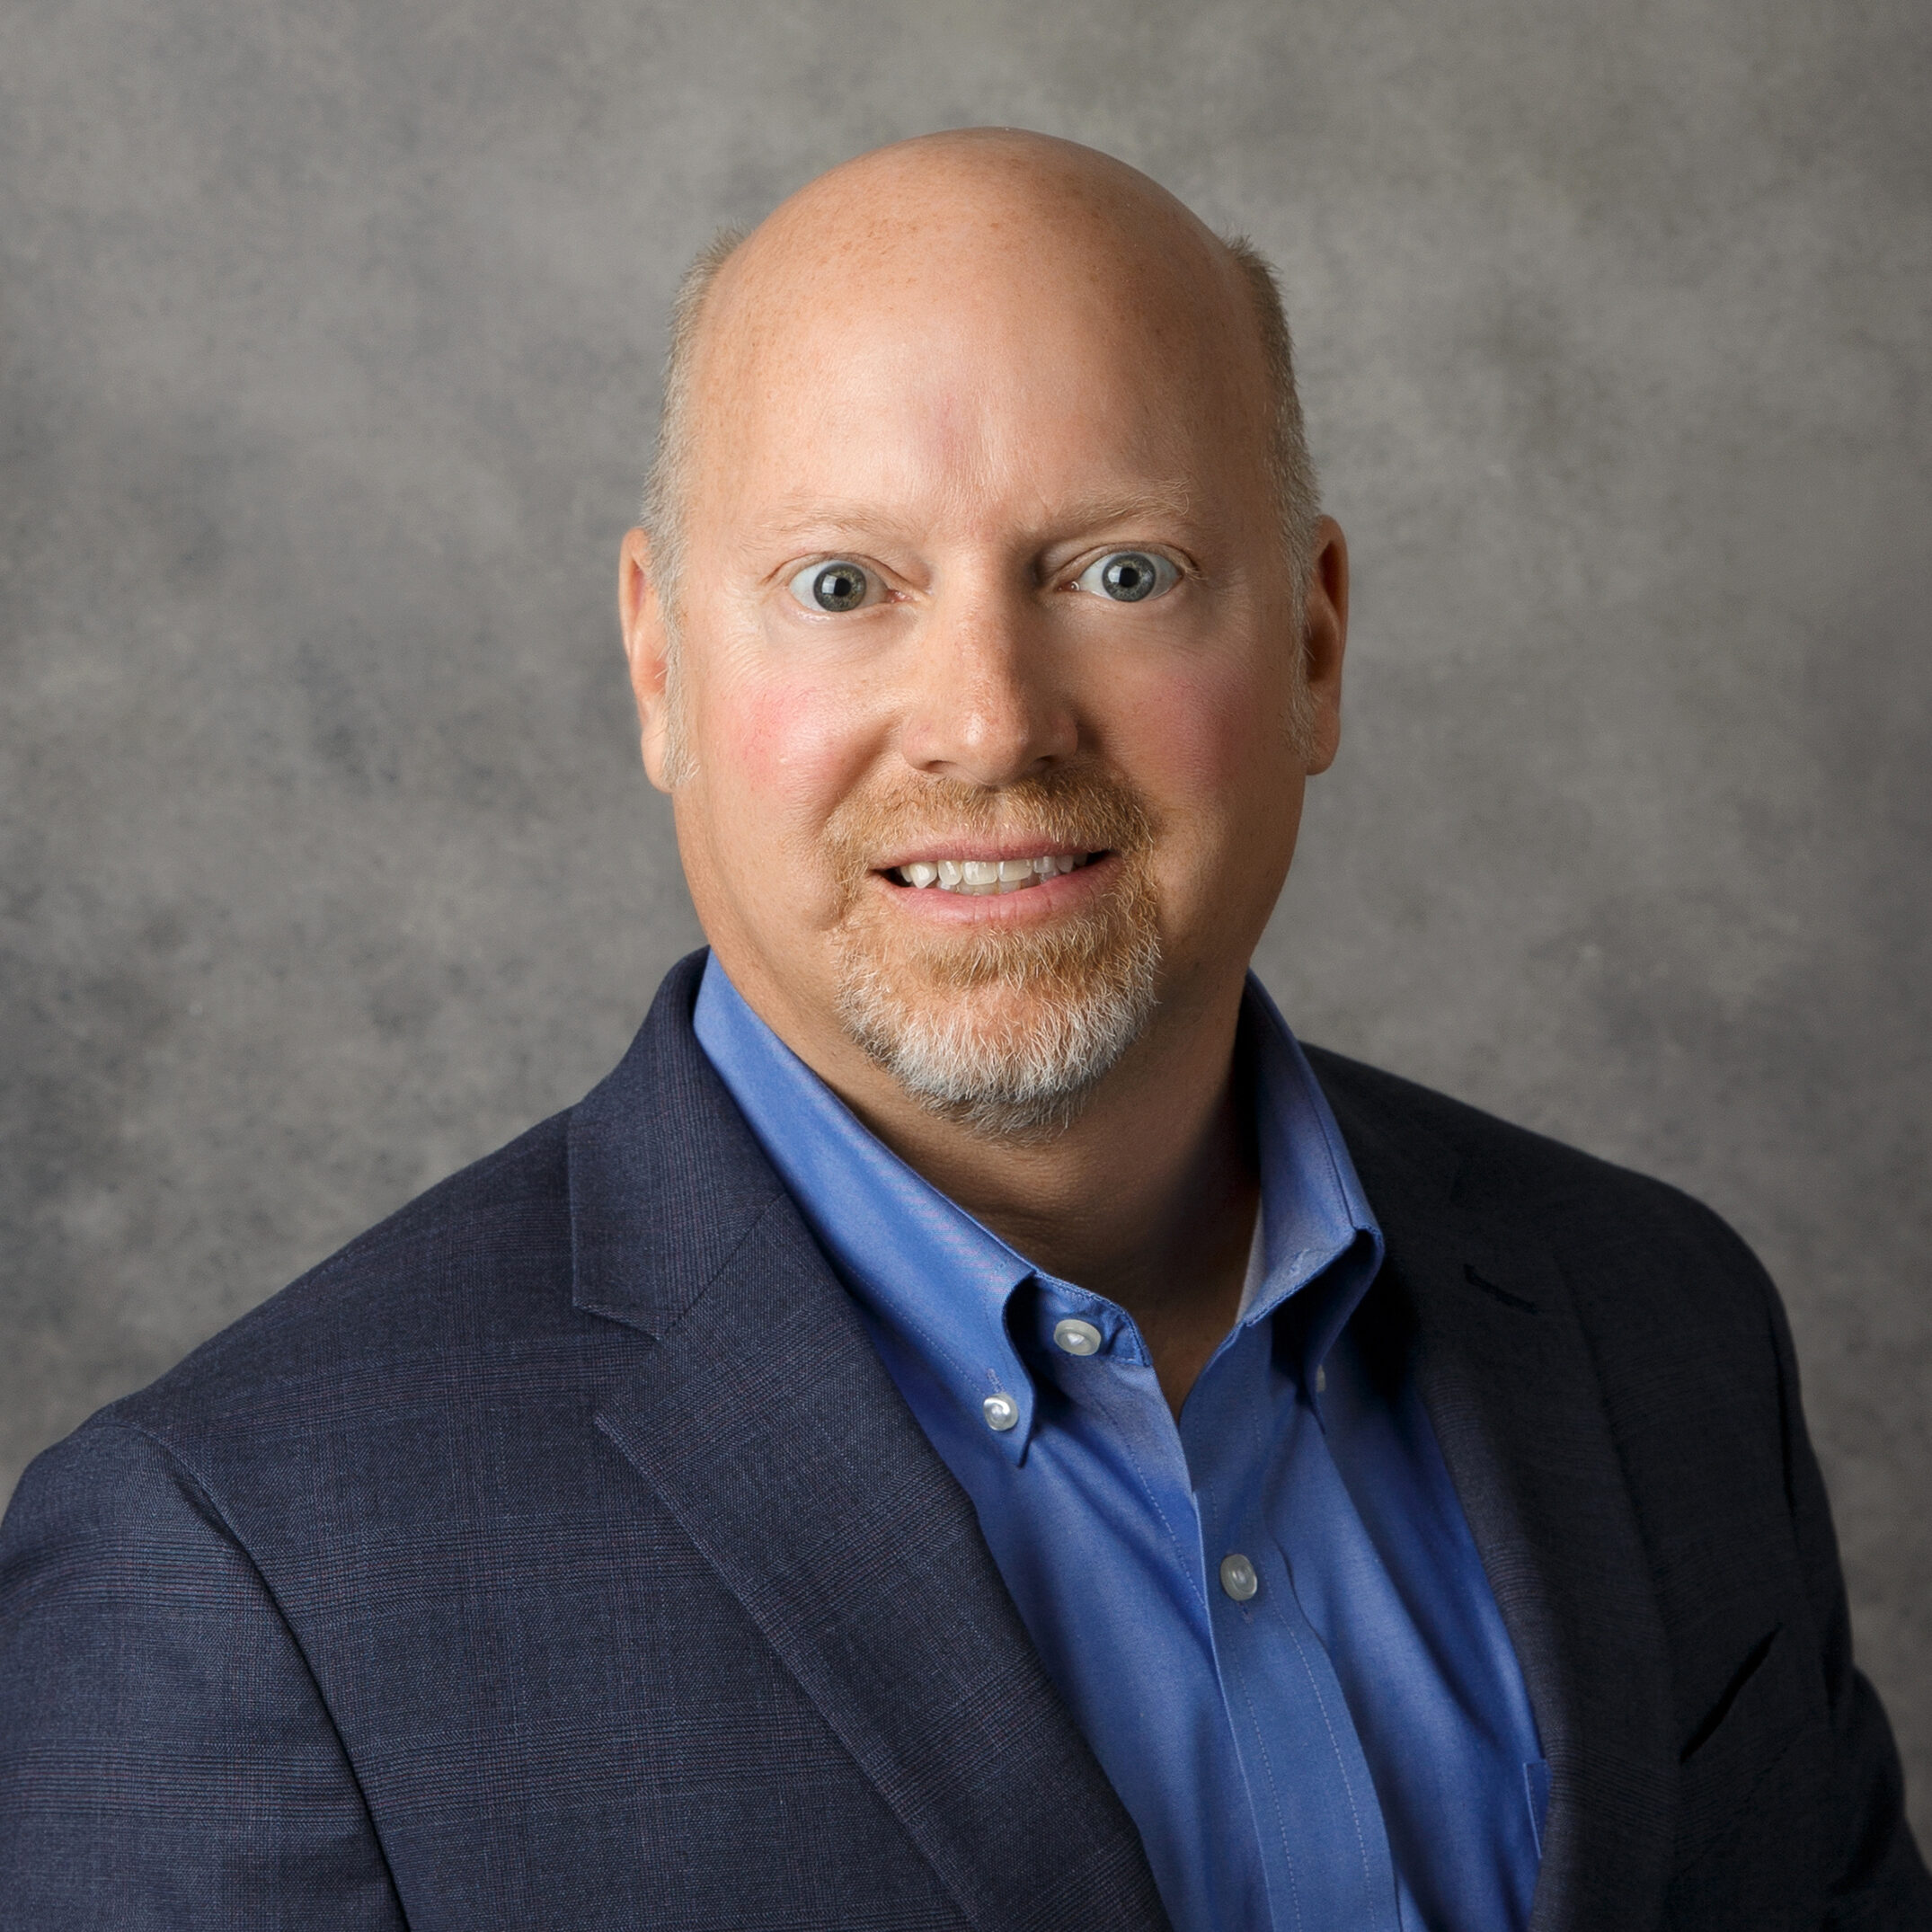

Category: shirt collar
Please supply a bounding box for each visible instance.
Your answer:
[1237,975,1387,1369]
[692,954,1383,1459]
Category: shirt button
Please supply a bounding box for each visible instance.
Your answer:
[1219,1554,1260,1601]
[981,1393,1020,1431]
[1052,1318,1103,1356]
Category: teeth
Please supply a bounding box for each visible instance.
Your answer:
[894,853,1095,895]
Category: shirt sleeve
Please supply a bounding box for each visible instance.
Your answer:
[0,1417,406,1929]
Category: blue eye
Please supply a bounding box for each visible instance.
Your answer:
[787,560,874,612]
[1074,551,1178,603]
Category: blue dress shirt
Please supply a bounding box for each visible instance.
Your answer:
[695,956,1546,1932]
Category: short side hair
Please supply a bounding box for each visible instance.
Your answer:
[1221,235,1322,601]
[637,228,743,786]
[640,226,747,634]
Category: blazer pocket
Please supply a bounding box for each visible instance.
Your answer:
[1673,1624,1825,1863]
[1679,1625,1781,1765]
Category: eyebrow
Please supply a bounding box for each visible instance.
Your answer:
[742,485,1205,551]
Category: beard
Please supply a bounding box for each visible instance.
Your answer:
[823,767,1163,1139]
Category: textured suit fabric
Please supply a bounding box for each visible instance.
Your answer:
[2,950,1927,1931]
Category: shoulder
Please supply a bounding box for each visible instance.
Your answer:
[15,953,740,1537]
[1302,1041,1761,1263]
[30,1105,603,1519]
[0,1089,683,1677]
[1300,1043,1782,1387]
[138,1108,573,1402]
[2,1093,567,1519]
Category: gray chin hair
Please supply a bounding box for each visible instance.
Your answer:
[835,934,1162,1140]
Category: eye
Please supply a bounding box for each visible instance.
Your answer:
[1073,550,1179,604]
[786,559,877,613]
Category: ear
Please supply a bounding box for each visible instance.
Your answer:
[1299,516,1349,775]
[618,527,678,793]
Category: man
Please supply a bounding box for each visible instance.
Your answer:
[0,129,1924,1931]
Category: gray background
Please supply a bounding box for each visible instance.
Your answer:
[4,0,1928,1841]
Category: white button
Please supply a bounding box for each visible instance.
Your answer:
[1314,1365,1327,1394]
[1219,1553,1259,1601]
[1053,1318,1103,1356]
[982,1393,1019,1431]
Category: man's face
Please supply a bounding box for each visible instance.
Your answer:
[625,153,1343,1131]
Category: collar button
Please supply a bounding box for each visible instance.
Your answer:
[1052,1317,1103,1357]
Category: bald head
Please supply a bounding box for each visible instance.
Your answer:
[642,131,1316,637]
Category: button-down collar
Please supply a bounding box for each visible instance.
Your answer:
[691,956,1382,1464]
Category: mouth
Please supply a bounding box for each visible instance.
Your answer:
[884,851,1105,897]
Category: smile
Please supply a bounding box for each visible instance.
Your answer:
[890,853,1101,896]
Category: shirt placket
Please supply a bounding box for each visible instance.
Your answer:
[1024,1288,1275,1928]
[1183,1318,1404,1932]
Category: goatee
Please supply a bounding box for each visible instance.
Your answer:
[825,767,1163,1139]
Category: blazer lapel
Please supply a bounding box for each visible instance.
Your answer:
[568,956,1169,1932]
[1318,1060,1677,1932]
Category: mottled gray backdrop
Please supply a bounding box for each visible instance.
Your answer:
[4,0,1928,1838]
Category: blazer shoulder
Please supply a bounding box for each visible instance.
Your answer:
[92,1106,583,1455]
[1300,1041,1767,1277]
[44,958,722,1499]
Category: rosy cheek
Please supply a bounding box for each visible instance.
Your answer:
[1103,651,1272,797]
[710,668,873,837]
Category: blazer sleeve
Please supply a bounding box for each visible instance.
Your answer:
[1756,1259,1932,1926]
[0,1418,405,1929]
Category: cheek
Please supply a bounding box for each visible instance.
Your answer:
[1103,648,1295,818]
[1100,645,1308,960]
[697,662,875,855]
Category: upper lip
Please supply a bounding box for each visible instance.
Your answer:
[873,841,1103,870]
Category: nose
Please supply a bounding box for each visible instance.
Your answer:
[897,574,1077,786]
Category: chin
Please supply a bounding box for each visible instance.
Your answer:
[832,891,1163,1139]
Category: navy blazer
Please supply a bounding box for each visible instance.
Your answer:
[2,952,1927,1930]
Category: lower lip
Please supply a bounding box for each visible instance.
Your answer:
[872,854,1116,922]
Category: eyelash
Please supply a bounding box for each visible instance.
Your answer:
[780,549,1188,613]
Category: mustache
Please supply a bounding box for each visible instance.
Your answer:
[822,767,1157,890]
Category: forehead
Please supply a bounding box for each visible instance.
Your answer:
[688,181,1270,544]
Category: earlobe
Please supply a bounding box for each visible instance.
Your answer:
[639,705,679,793]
